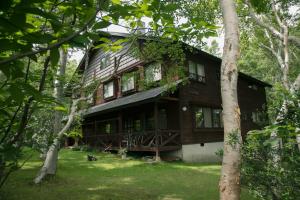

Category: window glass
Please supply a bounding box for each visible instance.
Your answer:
[252,112,262,123]
[96,120,116,134]
[195,107,223,128]
[100,55,110,70]
[134,119,142,132]
[158,109,167,129]
[203,108,212,128]
[121,73,135,92]
[195,108,204,128]
[145,112,155,130]
[145,63,162,83]
[212,109,223,128]
[105,123,111,134]
[188,61,205,82]
[104,81,114,98]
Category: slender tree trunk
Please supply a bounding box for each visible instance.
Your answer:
[219,0,242,199]
[53,48,67,134]
[35,49,68,182]
[34,98,80,184]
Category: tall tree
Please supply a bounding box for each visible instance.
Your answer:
[219,0,242,199]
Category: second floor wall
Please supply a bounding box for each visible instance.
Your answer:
[80,35,269,110]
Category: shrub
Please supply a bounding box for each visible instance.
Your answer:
[241,125,300,200]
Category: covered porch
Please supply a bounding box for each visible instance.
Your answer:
[82,85,182,158]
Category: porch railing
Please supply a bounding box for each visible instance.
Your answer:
[84,129,181,150]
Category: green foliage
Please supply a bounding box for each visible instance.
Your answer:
[138,39,186,65]
[241,125,300,200]
[134,38,189,94]
[215,148,224,159]
[226,129,241,150]
[66,115,82,139]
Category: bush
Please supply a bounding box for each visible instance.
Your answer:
[241,125,300,200]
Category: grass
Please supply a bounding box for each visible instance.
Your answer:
[1,149,256,200]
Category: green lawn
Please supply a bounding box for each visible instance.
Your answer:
[2,149,256,200]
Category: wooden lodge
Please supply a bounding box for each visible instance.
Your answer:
[79,32,270,162]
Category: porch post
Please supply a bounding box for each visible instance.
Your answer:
[154,101,161,162]
[118,112,123,148]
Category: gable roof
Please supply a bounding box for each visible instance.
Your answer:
[78,31,271,88]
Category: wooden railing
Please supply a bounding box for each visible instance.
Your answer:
[84,129,181,150]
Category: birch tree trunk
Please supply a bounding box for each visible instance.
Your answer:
[219,0,242,199]
[34,98,80,184]
[34,48,68,182]
[53,49,67,134]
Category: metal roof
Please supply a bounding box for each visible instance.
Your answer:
[83,80,182,117]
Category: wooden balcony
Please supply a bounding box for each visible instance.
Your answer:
[84,129,181,152]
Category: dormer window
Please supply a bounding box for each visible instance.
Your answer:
[188,61,205,83]
[100,54,110,70]
[121,72,135,93]
[103,81,114,99]
[145,63,162,83]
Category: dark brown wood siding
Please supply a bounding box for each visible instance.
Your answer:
[179,53,267,145]
[82,38,269,147]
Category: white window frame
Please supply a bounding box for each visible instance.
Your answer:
[145,63,162,83]
[188,61,205,82]
[121,72,135,92]
[100,54,110,70]
[103,81,114,99]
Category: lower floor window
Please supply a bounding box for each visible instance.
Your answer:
[96,120,117,134]
[194,106,223,128]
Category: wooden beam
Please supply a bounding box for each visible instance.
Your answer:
[160,97,179,101]
[118,112,123,148]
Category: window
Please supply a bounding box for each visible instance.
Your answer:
[134,119,142,132]
[105,123,111,134]
[145,63,162,83]
[121,72,135,92]
[96,120,116,134]
[103,81,114,99]
[195,108,204,128]
[252,112,262,124]
[188,61,205,82]
[145,112,154,130]
[194,107,223,128]
[248,84,258,90]
[100,55,110,70]
[212,109,223,128]
[158,109,167,129]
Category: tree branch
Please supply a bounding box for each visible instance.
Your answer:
[271,0,283,27]
[244,0,300,48]
[0,9,99,65]
[9,56,50,145]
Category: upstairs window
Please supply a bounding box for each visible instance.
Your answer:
[194,107,223,128]
[145,63,162,83]
[103,81,114,99]
[121,72,135,93]
[188,61,205,83]
[100,54,110,70]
